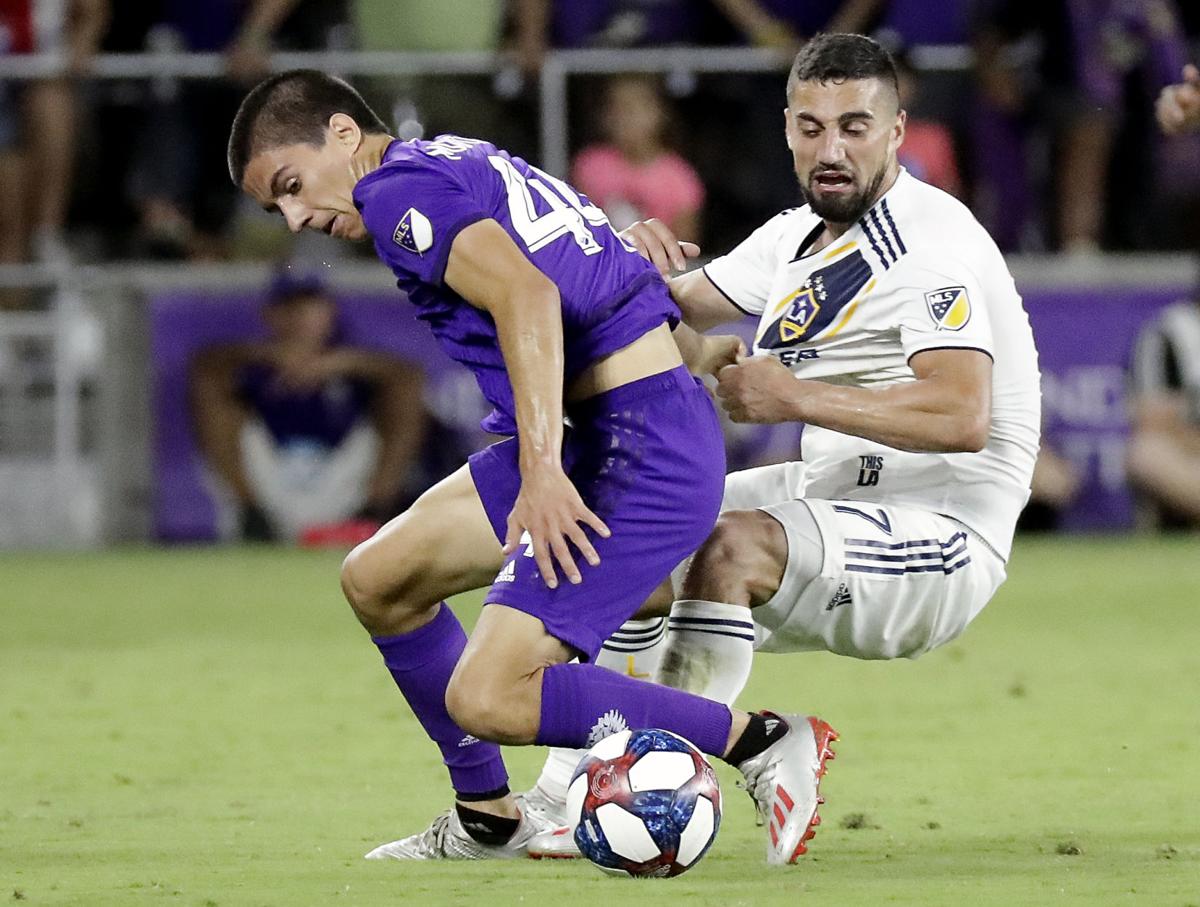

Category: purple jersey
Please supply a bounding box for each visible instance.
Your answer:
[352,136,679,435]
[238,362,373,449]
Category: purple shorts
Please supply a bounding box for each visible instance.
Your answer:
[467,365,725,660]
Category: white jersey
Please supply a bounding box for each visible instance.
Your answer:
[703,168,1040,560]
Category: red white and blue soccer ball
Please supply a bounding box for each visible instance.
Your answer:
[567,728,722,878]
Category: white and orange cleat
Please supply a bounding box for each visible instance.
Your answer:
[736,712,838,865]
[525,823,581,860]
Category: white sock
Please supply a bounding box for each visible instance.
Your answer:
[531,617,668,806]
[655,600,755,705]
[593,616,668,680]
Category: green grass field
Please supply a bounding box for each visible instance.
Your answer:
[3,537,1199,906]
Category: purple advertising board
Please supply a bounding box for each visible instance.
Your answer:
[151,277,1194,541]
[1025,283,1190,531]
[150,291,491,542]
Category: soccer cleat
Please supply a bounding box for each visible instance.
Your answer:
[526,824,582,860]
[515,783,569,829]
[736,712,838,865]
[364,796,556,861]
[520,783,582,859]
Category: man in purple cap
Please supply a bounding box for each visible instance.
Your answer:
[190,268,426,541]
[226,70,836,865]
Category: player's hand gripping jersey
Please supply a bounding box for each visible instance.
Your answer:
[353,135,680,435]
[703,169,1041,559]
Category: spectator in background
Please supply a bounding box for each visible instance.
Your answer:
[513,0,702,72]
[709,0,882,49]
[894,49,962,196]
[687,0,884,252]
[972,0,1190,253]
[0,0,108,269]
[129,0,343,259]
[351,0,527,154]
[1153,62,1200,250]
[1126,295,1200,529]
[189,270,427,542]
[876,0,971,48]
[1127,59,1200,528]
[1156,62,1200,134]
[1017,443,1083,532]
[572,74,704,237]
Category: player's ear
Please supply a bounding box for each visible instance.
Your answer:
[783,107,794,150]
[892,107,906,148]
[328,113,362,151]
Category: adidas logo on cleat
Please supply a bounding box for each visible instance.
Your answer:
[825,583,852,611]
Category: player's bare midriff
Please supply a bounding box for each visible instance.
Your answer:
[566,323,683,402]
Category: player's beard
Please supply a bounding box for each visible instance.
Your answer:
[799,161,888,225]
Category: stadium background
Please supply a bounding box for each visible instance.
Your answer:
[2,1,1198,904]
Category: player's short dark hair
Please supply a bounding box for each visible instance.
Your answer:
[787,33,899,101]
[227,69,390,186]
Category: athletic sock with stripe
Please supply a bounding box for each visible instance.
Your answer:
[529,617,667,806]
[655,600,755,705]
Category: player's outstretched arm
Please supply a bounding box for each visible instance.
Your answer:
[445,218,610,589]
[716,347,992,453]
[1156,63,1200,135]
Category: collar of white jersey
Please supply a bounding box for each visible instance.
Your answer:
[792,168,912,263]
[853,166,911,271]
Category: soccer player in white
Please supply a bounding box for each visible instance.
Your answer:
[527,32,1041,859]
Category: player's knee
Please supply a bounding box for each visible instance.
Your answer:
[445,667,538,745]
[340,532,423,628]
[684,510,787,605]
[340,542,382,620]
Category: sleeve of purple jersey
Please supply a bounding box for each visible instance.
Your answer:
[356,162,493,287]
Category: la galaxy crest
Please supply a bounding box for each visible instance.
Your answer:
[924,286,971,331]
[756,282,825,350]
[393,207,433,254]
[776,287,821,343]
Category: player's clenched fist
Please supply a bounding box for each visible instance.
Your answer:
[716,355,801,423]
[688,334,747,378]
[1156,63,1200,135]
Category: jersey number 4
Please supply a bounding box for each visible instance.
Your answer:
[488,155,634,257]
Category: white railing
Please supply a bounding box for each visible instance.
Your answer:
[0,44,973,179]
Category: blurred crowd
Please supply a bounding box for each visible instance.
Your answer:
[2,0,1198,545]
[0,0,1198,268]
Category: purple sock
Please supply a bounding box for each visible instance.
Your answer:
[536,662,732,757]
[372,604,508,798]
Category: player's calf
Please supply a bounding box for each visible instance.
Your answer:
[445,604,576,745]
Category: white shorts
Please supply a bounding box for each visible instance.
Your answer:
[722,464,1008,660]
[207,420,379,540]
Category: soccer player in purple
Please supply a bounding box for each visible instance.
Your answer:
[227,70,828,863]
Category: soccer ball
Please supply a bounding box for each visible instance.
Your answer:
[567,728,721,878]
